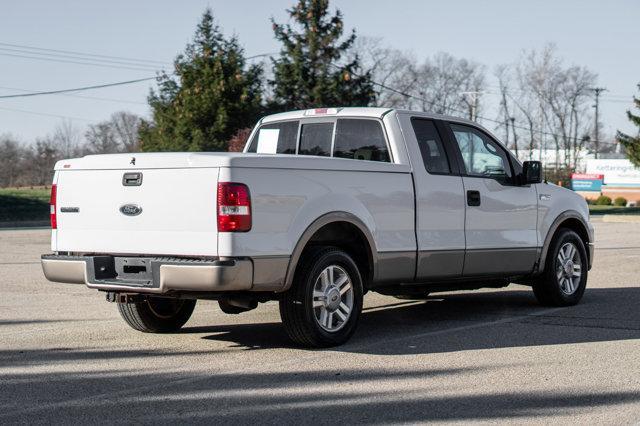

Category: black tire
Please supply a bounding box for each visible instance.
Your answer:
[117,297,196,333]
[279,247,364,348]
[533,228,588,306]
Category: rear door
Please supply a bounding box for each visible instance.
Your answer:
[398,115,466,280]
[444,122,538,276]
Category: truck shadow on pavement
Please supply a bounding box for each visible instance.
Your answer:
[186,286,640,354]
[2,364,639,423]
[1,288,640,422]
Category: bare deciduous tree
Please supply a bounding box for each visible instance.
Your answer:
[0,135,23,187]
[0,112,143,188]
[110,111,142,152]
[494,65,513,151]
[349,37,418,108]
[352,39,487,119]
[52,119,82,158]
[413,52,486,119]
[85,111,142,154]
[495,44,597,170]
[85,122,120,154]
[27,137,60,185]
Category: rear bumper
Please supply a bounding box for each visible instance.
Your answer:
[41,254,253,294]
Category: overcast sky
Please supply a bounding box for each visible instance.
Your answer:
[1,0,638,143]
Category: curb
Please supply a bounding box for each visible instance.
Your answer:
[602,215,640,223]
[0,220,50,229]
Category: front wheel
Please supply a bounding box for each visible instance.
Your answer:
[117,297,196,333]
[279,247,363,348]
[533,228,588,306]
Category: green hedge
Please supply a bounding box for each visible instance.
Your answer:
[595,195,612,206]
[613,197,628,207]
[0,187,50,222]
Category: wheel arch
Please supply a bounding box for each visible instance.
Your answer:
[282,212,378,291]
[537,210,592,273]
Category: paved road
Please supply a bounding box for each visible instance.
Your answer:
[1,220,639,424]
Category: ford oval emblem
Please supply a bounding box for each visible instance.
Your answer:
[120,204,142,216]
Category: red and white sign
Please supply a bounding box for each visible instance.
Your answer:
[571,173,604,180]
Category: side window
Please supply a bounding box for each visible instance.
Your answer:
[450,123,513,182]
[299,122,333,157]
[334,119,390,162]
[411,119,450,174]
[246,121,298,154]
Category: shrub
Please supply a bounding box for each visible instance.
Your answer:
[227,128,252,153]
[613,197,628,207]
[595,195,612,206]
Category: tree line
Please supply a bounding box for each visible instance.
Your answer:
[0,111,140,187]
[2,0,639,188]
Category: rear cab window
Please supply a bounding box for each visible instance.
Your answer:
[410,118,451,174]
[334,119,389,162]
[299,122,333,157]
[246,121,298,154]
[246,117,391,163]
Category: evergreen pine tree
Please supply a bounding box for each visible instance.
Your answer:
[140,9,262,152]
[270,0,375,110]
[617,85,640,167]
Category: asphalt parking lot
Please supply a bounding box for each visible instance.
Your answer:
[1,219,639,424]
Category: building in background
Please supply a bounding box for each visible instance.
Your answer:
[575,159,640,202]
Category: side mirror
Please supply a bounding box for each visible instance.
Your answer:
[522,161,542,184]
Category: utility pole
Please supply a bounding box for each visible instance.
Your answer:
[510,117,518,158]
[591,87,607,159]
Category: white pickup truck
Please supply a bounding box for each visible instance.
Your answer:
[42,107,594,347]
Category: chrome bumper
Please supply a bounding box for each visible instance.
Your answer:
[41,254,253,294]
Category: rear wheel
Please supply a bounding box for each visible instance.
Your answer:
[533,228,587,306]
[117,297,196,333]
[279,247,363,348]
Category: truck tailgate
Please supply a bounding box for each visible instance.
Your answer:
[53,168,219,256]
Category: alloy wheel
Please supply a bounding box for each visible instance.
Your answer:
[556,242,582,295]
[312,265,354,332]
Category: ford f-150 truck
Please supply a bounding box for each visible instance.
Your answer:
[42,107,594,347]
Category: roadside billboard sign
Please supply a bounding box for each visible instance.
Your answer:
[571,173,604,191]
[585,159,640,187]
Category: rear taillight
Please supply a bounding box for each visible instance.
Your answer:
[217,182,251,232]
[50,184,57,229]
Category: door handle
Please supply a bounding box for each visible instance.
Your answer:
[467,190,481,206]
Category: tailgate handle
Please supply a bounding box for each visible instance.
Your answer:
[122,172,143,186]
